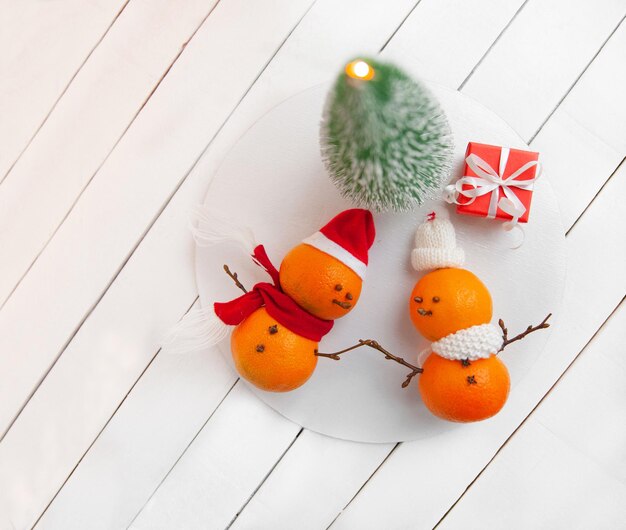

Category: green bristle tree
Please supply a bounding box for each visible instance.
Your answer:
[320,57,453,212]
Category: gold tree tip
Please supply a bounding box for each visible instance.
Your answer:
[345,60,375,81]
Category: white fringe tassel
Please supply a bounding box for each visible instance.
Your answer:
[417,346,432,368]
[162,306,231,355]
[190,205,256,253]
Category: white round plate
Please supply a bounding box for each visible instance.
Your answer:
[196,82,566,443]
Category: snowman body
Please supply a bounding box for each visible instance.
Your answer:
[230,306,319,392]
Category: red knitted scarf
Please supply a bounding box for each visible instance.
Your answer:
[213,245,334,342]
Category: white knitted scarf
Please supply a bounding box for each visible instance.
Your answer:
[431,323,503,361]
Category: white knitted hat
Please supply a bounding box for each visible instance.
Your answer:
[411,211,465,271]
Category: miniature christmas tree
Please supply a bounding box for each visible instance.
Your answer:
[321,58,453,212]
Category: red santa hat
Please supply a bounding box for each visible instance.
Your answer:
[301,209,375,279]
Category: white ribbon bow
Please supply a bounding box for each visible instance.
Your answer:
[444,147,541,230]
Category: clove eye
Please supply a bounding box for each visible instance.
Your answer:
[335,284,343,291]
[414,296,423,303]
[345,292,353,300]
[432,296,440,303]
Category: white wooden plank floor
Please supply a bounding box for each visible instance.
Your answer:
[0,1,624,529]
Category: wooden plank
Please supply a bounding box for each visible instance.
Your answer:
[229,431,393,530]
[532,303,626,485]
[31,1,419,527]
[0,0,313,437]
[0,0,220,307]
[532,20,626,227]
[441,422,626,530]
[383,0,525,87]
[462,0,626,141]
[0,0,128,181]
[439,304,626,528]
[131,405,391,530]
[332,161,626,529]
[0,0,316,527]
[129,383,301,530]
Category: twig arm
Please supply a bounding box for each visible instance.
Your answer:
[498,313,551,353]
[316,339,423,388]
[223,264,248,293]
[315,340,369,360]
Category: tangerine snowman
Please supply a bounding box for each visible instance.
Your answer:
[214,209,375,392]
[409,212,515,422]
[315,211,550,422]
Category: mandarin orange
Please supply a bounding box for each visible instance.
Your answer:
[279,243,363,320]
[231,307,318,392]
[409,267,492,341]
[418,353,510,422]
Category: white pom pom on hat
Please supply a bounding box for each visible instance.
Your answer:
[411,209,465,271]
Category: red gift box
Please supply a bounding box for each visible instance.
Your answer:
[453,142,540,224]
